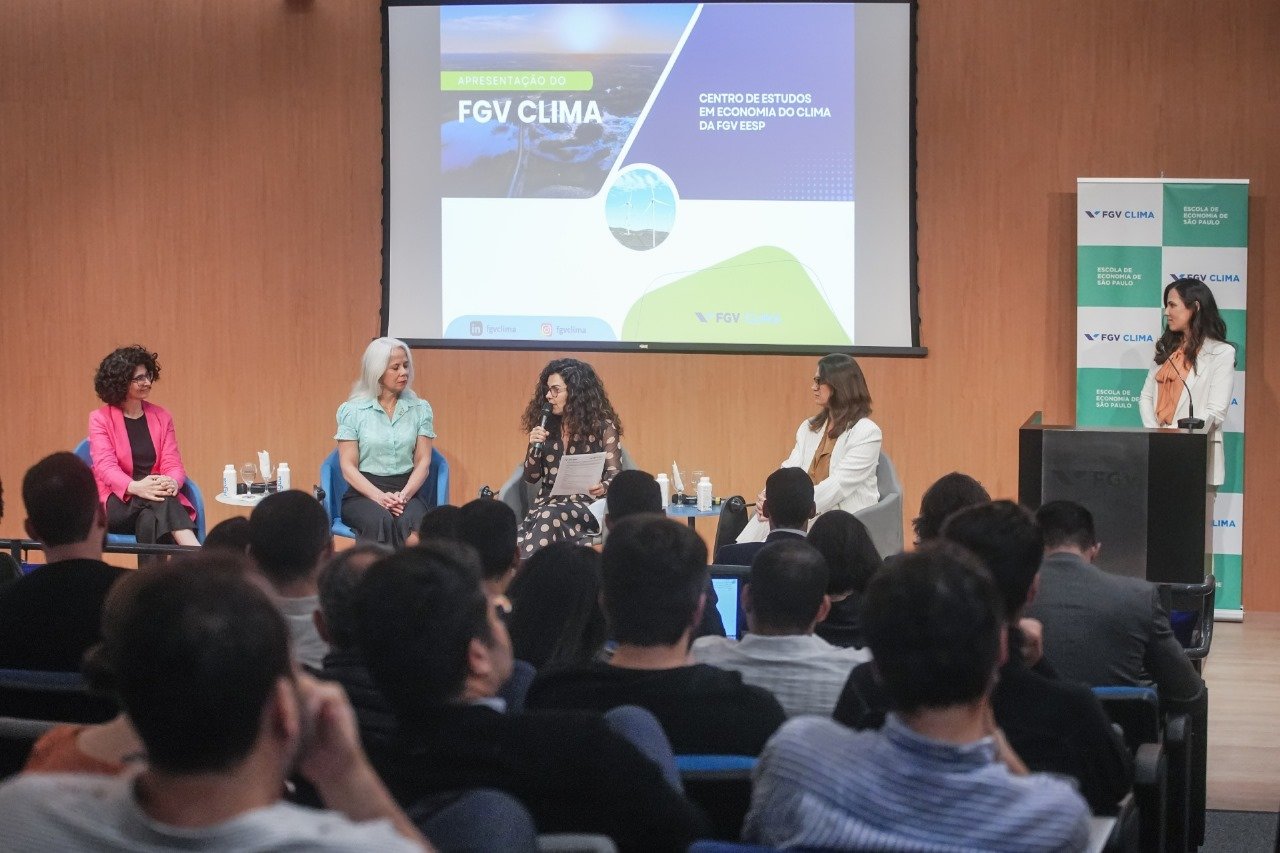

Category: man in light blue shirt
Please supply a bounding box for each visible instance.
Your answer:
[745,543,1090,852]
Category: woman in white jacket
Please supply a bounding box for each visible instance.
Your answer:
[1138,278,1236,487]
[737,354,881,542]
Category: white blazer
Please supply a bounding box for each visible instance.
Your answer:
[1138,338,1235,487]
[737,417,882,543]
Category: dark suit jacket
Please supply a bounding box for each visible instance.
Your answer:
[714,528,807,566]
[0,559,127,671]
[1025,551,1203,701]
[374,704,707,852]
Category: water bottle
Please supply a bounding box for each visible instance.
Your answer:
[696,476,712,512]
[277,462,291,492]
[222,465,236,498]
[655,473,670,507]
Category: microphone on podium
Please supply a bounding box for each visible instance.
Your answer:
[1172,362,1205,430]
[531,404,553,454]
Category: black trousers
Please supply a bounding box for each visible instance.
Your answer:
[106,493,195,544]
[340,470,430,549]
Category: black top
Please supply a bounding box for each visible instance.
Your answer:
[832,628,1134,814]
[319,649,399,758]
[527,661,786,756]
[0,559,129,671]
[375,703,709,852]
[123,413,156,480]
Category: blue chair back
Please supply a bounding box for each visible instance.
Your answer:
[320,447,449,540]
[74,439,206,543]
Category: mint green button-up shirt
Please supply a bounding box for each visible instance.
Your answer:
[334,395,436,476]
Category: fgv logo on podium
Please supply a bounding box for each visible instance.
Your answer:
[1083,209,1156,219]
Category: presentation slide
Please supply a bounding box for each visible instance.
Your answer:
[385,1,917,352]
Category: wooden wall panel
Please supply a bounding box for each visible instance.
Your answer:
[2,1,1278,607]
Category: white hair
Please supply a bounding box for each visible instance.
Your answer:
[349,337,419,402]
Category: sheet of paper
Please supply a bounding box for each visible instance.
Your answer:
[548,451,607,497]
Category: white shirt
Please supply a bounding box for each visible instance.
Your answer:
[691,633,870,717]
[0,773,419,852]
[1138,338,1235,487]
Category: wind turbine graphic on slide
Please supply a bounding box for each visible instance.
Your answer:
[641,191,672,248]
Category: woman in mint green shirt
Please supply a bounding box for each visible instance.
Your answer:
[335,337,436,547]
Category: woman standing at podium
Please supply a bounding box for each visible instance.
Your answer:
[736,353,881,542]
[1138,277,1235,487]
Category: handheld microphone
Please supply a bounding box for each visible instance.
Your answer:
[531,404,553,453]
[1171,362,1205,430]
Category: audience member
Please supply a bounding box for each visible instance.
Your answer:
[912,471,990,543]
[939,500,1132,812]
[527,515,786,754]
[0,555,429,851]
[24,569,142,776]
[0,476,21,586]
[806,509,882,648]
[315,543,396,754]
[605,469,724,637]
[0,452,127,671]
[406,503,461,548]
[745,544,1090,851]
[506,542,606,670]
[202,516,251,552]
[456,498,520,595]
[1027,500,1203,701]
[716,467,814,566]
[248,490,334,670]
[353,541,707,851]
[692,540,869,716]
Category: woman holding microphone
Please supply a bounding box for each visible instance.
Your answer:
[1138,277,1235,487]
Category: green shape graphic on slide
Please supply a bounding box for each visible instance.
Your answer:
[1077,246,1162,308]
[1162,183,1248,248]
[1213,553,1242,611]
[621,247,851,345]
[1221,431,1244,494]
[1221,309,1246,370]
[1075,368,1147,426]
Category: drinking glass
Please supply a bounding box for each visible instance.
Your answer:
[239,463,257,496]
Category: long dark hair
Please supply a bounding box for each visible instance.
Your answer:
[520,358,623,440]
[807,353,872,437]
[1154,278,1229,370]
[506,543,607,670]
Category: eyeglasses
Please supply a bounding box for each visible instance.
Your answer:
[546,384,566,397]
[131,373,154,385]
[812,376,827,386]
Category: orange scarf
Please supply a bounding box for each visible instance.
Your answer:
[1154,349,1191,426]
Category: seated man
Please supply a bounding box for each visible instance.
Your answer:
[1027,500,1203,701]
[315,543,396,755]
[940,501,1133,813]
[456,498,520,596]
[715,467,814,566]
[353,542,707,852]
[912,471,990,544]
[249,490,334,670]
[605,469,724,637]
[527,515,787,754]
[0,452,127,671]
[692,539,869,717]
[0,555,428,851]
[745,544,1090,851]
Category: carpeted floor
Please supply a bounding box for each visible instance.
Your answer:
[1203,810,1277,852]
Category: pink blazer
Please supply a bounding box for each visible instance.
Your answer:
[88,401,196,521]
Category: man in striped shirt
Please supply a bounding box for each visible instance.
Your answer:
[744,543,1090,852]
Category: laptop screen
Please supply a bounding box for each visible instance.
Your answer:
[709,565,751,640]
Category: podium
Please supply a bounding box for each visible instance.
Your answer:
[1018,412,1208,584]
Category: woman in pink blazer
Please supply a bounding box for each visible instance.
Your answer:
[88,346,198,545]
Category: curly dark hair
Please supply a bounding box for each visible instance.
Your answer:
[1153,277,1231,371]
[520,358,623,440]
[94,345,161,406]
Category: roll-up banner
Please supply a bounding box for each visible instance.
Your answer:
[1076,178,1248,618]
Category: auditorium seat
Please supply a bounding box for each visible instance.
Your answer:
[676,754,756,841]
[73,439,207,544]
[320,447,450,541]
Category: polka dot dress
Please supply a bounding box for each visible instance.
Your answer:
[517,419,621,559]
